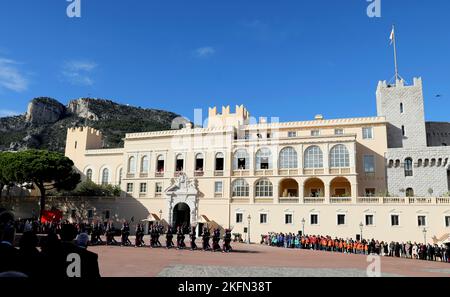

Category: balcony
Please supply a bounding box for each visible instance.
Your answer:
[194,170,204,177]
[303,168,325,175]
[330,197,352,204]
[139,173,148,178]
[214,170,224,176]
[279,197,299,203]
[255,169,273,176]
[329,168,351,175]
[155,171,164,177]
[232,170,250,177]
[278,169,299,176]
[303,198,325,204]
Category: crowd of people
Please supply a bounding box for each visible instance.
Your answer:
[261,232,450,263]
[0,219,234,278]
[0,220,100,278]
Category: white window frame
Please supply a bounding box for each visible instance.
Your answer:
[288,131,297,138]
[259,212,268,224]
[363,155,375,174]
[126,183,134,193]
[334,128,344,135]
[214,181,223,194]
[311,130,320,136]
[390,214,400,227]
[364,214,375,226]
[329,144,350,168]
[235,212,243,224]
[362,127,374,139]
[284,213,293,225]
[336,213,346,226]
[310,213,320,225]
[279,147,298,169]
[417,215,427,227]
[232,179,249,197]
[304,145,323,169]
[139,182,147,193]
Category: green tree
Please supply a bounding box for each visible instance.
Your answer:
[4,150,80,219]
[0,152,15,198]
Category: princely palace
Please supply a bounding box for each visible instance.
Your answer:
[6,77,450,243]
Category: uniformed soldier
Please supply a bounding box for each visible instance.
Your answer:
[106,222,117,245]
[121,221,131,246]
[176,226,185,249]
[222,229,232,253]
[135,223,145,247]
[190,226,197,250]
[166,226,174,249]
[212,228,221,252]
[202,227,211,251]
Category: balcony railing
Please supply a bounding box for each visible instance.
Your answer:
[214,170,224,176]
[330,197,352,204]
[155,171,164,177]
[232,170,250,177]
[303,198,325,204]
[194,170,204,177]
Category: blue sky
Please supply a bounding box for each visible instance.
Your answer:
[0,0,449,122]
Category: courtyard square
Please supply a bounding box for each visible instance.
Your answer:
[91,242,450,277]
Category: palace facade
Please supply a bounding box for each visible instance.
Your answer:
[7,77,450,244]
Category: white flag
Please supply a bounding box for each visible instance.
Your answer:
[390,28,395,45]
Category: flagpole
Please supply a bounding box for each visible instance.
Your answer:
[392,25,399,82]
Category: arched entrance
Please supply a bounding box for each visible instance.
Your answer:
[330,177,352,197]
[279,178,299,197]
[172,203,191,229]
[304,178,325,197]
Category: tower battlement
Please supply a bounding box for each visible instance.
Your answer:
[207,104,250,128]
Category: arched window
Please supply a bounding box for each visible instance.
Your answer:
[195,153,204,171]
[141,156,149,173]
[101,168,109,185]
[118,168,123,186]
[175,154,184,172]
[431,158,436,166]
[304,146,323,168]
[256,148,272,170]
[232,179,249,197]
[156,155,165,172]
[233,149,249,170]
[86,169,93,181]
[404,158,413,176]
[400,103,404,113]
[417,159,423,167]
[388,160,394,168]
[406,188,414,197]
[279,147,298,169]
[329,144,350,168]
[215,152,224,171]
[255,179,273,197]
[128,156,136,173]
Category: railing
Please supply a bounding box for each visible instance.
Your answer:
[232,170,250,177]
[214,170,224,176]
[194,170,204,177]
[330,197,352,204]
[356,197,380,204]
[278,169,299,176]
[303,198,325,204]
[437,197,450,204]
[139,173,148,178]
[279,197,299,203]
[383,197,406,204]
[155,172,164,177]
[255,169,274,176]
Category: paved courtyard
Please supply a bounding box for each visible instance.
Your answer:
[90,242,450,277]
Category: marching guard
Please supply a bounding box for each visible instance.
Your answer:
[189,226,197,250]
[135,223,145,247]
[212,228,221,252]
[176,226,186,249]
[121,221,132,246]
[106,222,118,245]
[222,229,232,253]
[166,226,174,249]
[202,227,211,251]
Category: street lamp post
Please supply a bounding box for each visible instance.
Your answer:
[422,228,427,244]
[359,222,364,241]
[247,214,251,244]
[301,218,305,236]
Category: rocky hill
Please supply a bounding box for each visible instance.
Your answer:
[0,97,183,152]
